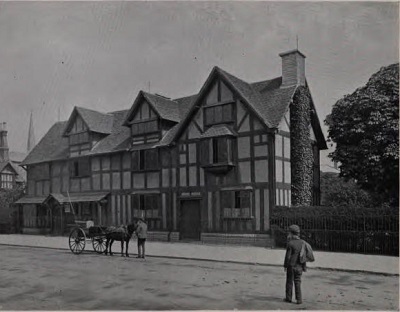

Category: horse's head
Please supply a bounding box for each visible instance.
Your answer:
[127,223,137,236]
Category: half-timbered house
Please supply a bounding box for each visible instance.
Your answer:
[15,49,327,244]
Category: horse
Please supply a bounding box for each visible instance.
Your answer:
[104,223,137,257]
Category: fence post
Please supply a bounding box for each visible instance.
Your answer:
[363,214,366,254]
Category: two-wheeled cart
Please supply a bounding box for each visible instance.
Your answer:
[68,220,108,254]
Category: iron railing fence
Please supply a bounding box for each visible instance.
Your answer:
[271,214,399,256]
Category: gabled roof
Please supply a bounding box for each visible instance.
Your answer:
[21,110,133,165]
[21,121,69,166]
[10,161,26,182]
[0,161,17,174]
[0,160,26,182]
[218,68,276,128]
[87,110,131,155]
[123,91,185,126]
[171,66,298,143]
[21,63,327,166]
[63,106,114,136]
[142,92,183,122]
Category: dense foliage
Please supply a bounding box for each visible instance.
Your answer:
[320,172,376,208]
[0,185,25,232]
[291,86,313,206]
[325,63,399,205]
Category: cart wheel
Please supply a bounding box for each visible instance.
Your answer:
[69,227,86,254]
[92,237,106,254]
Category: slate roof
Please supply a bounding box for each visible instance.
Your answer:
[219,68,297,129]
[0,160,26,182]
[21,122,69,165]
[64,107,114,136]
[10,162,26,182]
[0,161,13,173]
[9,151,27,163]
[142,92,182,122]
[200,125,237,139]
[21,65,326,165]
[155,124,180,147]
[87,110,131,155]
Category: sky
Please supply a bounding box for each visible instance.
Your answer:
[0,1,398,167]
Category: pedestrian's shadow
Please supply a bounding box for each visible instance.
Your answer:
[247,295,308,309]
[248,294,286,302]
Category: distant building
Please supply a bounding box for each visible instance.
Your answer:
[15,49,327,243]
[0,122,26,189]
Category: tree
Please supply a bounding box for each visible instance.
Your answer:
[320,172,375,208]
[291,86,313,206]
[0,185,25,233]
[325,63,399,205]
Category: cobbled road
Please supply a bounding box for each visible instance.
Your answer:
[0,245,398,310]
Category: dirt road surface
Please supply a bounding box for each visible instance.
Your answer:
[0,245,398,310]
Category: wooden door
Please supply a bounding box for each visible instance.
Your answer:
[51,204,64,236]
[180,200,201,240]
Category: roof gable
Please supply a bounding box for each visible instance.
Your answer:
[171,66,296,143]
[123,91,183,126]
[305,81,328,150]
[0,162,17,174]
[63,106,113,136]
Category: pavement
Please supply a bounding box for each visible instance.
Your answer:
[0,234,398,275]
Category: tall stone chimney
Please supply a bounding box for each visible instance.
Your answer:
[279,49,306,88]
[0,122,9,162]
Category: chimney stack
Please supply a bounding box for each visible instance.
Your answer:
[279,49,306,88]
[0,122,9,162]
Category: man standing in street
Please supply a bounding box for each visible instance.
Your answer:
[136,217,148,259]
[283,224,306,304]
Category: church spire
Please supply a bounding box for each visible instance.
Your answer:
[27,111,36,153]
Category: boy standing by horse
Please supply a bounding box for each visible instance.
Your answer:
[136,218,148,258]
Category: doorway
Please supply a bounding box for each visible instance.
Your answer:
[180,199,201,241]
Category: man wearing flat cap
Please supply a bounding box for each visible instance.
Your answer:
[283,224,306,304]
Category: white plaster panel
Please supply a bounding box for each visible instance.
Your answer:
[255,160,268,182]
[238,161,251,183]
[238,136,251,159]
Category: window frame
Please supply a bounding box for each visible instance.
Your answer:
[221,190,253,219]
[201,136,234,166]
[203,102,235,127]
[131,149,159,172]
[70,158,90,178]
[0,173,14,189]
[132,193,161,220]
[130,118,160,137]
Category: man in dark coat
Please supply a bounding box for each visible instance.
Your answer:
[283,224,306,304]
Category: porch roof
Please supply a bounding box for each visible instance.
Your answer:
[14,196,47,204]
[45,192,109,204]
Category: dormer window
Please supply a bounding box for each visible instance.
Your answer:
[203,80,234,127]
[67,115,91,156]
[130,118,159,136]
[204,103,234,126]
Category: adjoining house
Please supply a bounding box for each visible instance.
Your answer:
[0,122,26,189]
[15,49,327,245]
[0,122,27,233]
